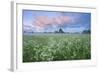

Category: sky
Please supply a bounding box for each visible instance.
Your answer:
[23,10,91,33]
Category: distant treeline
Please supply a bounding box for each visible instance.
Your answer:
[24,28,91,34]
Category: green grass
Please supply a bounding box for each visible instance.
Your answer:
[23,34,91,62]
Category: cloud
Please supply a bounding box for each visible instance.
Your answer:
[24,23,36,32]
[32,15,73,32]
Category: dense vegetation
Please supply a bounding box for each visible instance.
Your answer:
[23,34,91,62]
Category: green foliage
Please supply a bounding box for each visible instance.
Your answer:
[23,34,91,62]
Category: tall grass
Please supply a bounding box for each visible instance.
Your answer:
[23,34,91,62]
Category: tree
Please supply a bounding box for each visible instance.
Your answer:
[82,30,91,34]
[59,28,64,33]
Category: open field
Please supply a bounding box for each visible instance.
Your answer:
[23,34,91,62]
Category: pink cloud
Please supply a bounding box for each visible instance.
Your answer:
[33,15,73,32]
[53,16,71,25]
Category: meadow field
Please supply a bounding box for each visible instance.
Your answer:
[23,34,91,62]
